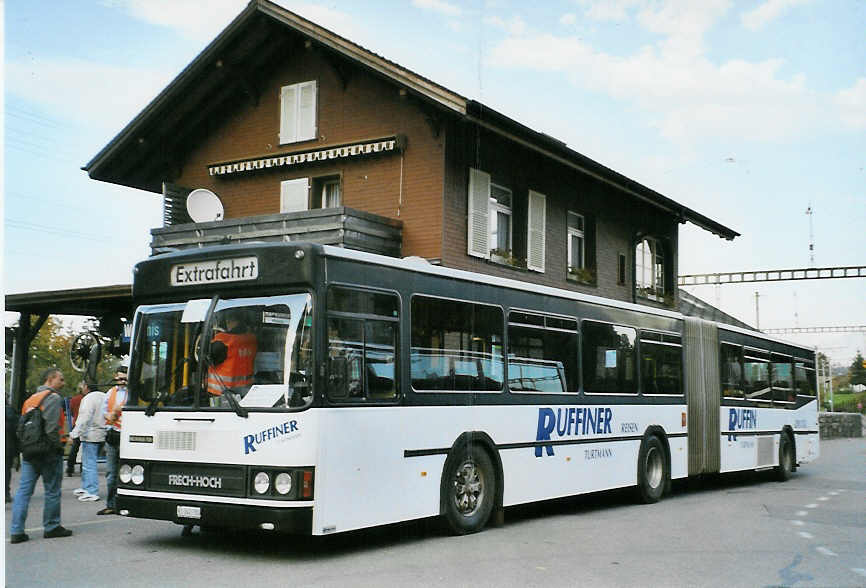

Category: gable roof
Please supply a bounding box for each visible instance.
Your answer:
[83,0,738,241]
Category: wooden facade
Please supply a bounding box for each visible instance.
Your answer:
[85,0,736,308]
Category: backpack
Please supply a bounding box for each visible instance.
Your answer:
[16,393,55,460]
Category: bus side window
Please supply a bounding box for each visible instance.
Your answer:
[410,296,504,392]
[327,287,399,403]
[582,321,637,394]
[720,343,744,399]
[640,332,682,395]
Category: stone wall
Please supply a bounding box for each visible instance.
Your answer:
[818,412,865,439]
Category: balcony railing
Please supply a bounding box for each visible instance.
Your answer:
[150,207,402,258]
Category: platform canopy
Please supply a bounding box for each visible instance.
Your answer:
[5,284,134,410]
[5,284,133,318]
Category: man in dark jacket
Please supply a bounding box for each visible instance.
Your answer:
[65,381,87,476]
[9,368,73,543]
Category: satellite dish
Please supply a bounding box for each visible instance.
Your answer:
[186,188,225,223]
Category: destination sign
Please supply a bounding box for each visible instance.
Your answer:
[170,256,258,287]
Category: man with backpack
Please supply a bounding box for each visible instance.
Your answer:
[9,368,73,543]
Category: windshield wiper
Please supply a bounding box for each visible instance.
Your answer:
[195,296,248,418]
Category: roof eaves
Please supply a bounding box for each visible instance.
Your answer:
[464,101,739,241]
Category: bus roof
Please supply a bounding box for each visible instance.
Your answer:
[322,246,812,352]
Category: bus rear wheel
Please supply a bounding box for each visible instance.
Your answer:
[637,435,667,504]
[442,446,496,535]
[775,433,794,482]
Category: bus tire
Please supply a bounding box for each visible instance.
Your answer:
[441,445,496,535]
[637,435,667,504]
[775,433,794,482]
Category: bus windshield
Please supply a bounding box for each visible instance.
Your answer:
[129,293,313,410]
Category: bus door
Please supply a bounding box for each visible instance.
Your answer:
[684,317,720,475]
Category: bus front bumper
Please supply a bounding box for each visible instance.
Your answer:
[117,494,313,534]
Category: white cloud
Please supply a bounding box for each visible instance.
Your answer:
[485,15,528,36]
[579,0,642,23]
[486,30,828,144]
[411,0,462,18]
[103,0,361,43]
[836,78,866,129]
[481,0,866,145]
[101,0,243,41]
[741,0,812,31]
[6,57,172,134]
[559,13,577,26]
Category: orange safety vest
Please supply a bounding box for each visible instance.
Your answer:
[105,386,127,430]
[207,331,257,396]
[22,389,67,444]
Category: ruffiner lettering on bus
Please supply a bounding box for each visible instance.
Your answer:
[535,406,613,457]
[128,292,314,410]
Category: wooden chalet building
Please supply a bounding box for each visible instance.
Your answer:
[84,0,738,308]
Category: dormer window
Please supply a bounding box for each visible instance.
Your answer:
[279,80,317,144]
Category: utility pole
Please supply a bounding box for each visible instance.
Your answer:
[755,291,760,330]
[806,204,815,266]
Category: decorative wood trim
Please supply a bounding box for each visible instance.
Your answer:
[208,135,406,177]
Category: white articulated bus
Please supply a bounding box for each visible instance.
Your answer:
[117,242,819,535]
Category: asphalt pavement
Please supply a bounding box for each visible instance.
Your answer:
[4,437,865,587]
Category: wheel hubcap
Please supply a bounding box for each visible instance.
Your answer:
[646,447,663,489]
[453,459,485,516]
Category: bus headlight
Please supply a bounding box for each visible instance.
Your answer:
[131,465,145,485]
[274,472,292,495]
[253,471,270,494]
[119,464,133,484]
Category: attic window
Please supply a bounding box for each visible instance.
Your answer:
[280,80,317,145]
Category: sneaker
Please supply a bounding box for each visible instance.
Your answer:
[72,488,87,496]
[10,533,29,544]
[96,507,116,515]
[78,493,100,502]
[44,526,73,539]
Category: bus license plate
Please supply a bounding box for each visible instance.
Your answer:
[177,506,201,519]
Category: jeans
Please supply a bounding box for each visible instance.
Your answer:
[105,442,119,509]
[11,452,63,535]
[81,441,101,496]
[66,438,80,474]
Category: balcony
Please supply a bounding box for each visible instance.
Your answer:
[150,207,402,258]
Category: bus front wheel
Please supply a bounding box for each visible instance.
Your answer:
[442,446,496,535]
[637,435,667,504]
[775,433,794,482]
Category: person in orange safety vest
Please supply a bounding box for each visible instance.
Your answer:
[206,310,257,401]
[97,367,127,516]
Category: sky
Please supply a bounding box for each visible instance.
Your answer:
[4,0,865,366]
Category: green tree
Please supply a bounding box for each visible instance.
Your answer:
[850,351,866,386]
[5,317,122,403]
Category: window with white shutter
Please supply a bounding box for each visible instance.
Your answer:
[280,178,310,213]
[279,81,317,144]
[467,168,491,258]
[527,190,546,272]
